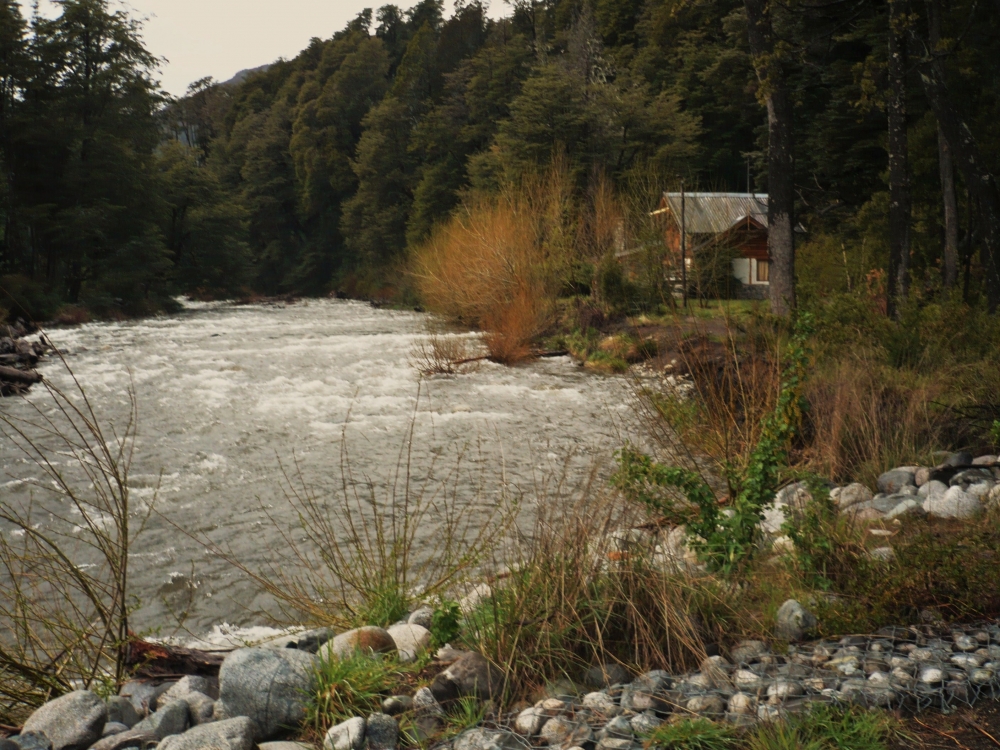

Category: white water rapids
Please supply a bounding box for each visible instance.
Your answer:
[0,299,634,639]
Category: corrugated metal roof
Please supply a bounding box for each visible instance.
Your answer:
[661,192,768,234]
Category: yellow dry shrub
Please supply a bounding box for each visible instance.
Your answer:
[413,178,574,363]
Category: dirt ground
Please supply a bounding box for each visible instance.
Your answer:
[892,701,1000,749]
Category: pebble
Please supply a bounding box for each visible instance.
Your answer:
[514,708,546,737]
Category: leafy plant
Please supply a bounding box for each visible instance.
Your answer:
[613,315,815,574]
[645,718,740,750]
[430,599,462,647]
[991,419,1000,448]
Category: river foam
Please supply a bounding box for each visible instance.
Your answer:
[0,299,632,636]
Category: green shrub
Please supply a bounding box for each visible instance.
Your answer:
[645,718,740,750]
[431,599,461,647]
[307,651,412,737]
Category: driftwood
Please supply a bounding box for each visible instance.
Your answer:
[0,365,42,385]
[124,637,228,677]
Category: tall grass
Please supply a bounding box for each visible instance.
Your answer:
[0,363,145,722]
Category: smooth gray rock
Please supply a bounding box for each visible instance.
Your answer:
[319,627,396,661]
[832,483,873,510]
[514,707,546,736]
[118,680,172,716]
[100,723,128,738]
[973,455,998,466]
[950,468,994,488]
[629,712,661,735]
[408,607,435,630]
[386,624,431,663]
[292,627,336,654]
[158,717,255,750]
[132,700,189,741]
[730,640,769,664]
[105,697,140,729]
[161,676,218,703]
[685,694,725,715]
[381,696,413,716]
[945,451,974,468]
[323,718,365,750]
[581,692,620,717]
[885,498,925,520]
[217,647,317,741]
[434,652,503,700]
[775,600,817,642]
[412,688,444,717]
[919,480,949,498]
[182,691,215,726]
[452,729,520,750]
[22,691,107,750]
[923,486,983,519]
[365,714,398,750]
[8,733,51,750]
[877,469,915,495]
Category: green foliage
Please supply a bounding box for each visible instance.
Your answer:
[586,350,629,373]
[307,651,412,735]
[353,578,410,628]
[779,480,841,591]
[992,420,1000,448]
[645,718,740,750]
[430,599,461,647]
[612,315,814,574]
[748,704,897,750]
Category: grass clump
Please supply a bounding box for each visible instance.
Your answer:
[646,718,740,749]
[748,704,899,750]
[306,651,413,738]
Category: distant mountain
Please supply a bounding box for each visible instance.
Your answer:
[221,64,272,88]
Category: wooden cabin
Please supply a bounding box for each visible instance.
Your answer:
[652,192,770,297]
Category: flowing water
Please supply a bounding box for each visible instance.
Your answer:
[0,299,634,638]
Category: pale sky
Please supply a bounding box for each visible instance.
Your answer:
[33,0,501,97]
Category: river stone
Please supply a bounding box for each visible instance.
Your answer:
[629,712,661,735]
[118,680,172,715]
[259,744,314,750]
[100,723,128,738]
[453,729,521,750]
[381,696,413,716]
[832,483,873,510]
[320,627,397,661]
[685,694,724,715]
[727,693,757,715]
[105,697,140,729]
[885,498,924,520]
[324,717,365,750]
[408,607,435,629]
[582,692,620,717]
[8,734,51,750]
[731,640,769,664]
[919,479,948,498]
[514,707,546,736]
[413,687,444,717]
[733,669,764,689]
[945,451,974,468]
[132,700,189,740]
[183,692,215,726]
[973,455,998,466]
[923,486,982,519]
[158,717,254,750]
[877,469,915,494]
[435,651,503,700]
[951,468,994,488]
[217,647,317,741]
[766,680,803,703]
[774,599,817,642]
[915,467,931,487]
[22,690,107,750]
[162,676,217,702]
[386,624,431,663]
[366,714,398,750]
[599,716,633,740]
[919,667,945,684]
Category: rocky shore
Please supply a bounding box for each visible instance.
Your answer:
[5,610,1000,750]
[0,320,50,396]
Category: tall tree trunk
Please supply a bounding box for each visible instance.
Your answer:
[744,0,795,317]
[927,0,959,288]
[887,0,911,318]
[915,47,1000,312]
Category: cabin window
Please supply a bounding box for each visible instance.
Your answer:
[755,259,770,283]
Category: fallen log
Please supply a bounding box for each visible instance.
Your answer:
[0,365,42,385]
[124,637,228,677]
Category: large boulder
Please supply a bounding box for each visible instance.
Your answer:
[923,486,983,519]
[877,469,916,495]
[217,647,318,741]
[22,691,107,750]
[118,680,172,715]
[161,676,219,702]
[105,697,139,729]
[157,717,254,750]
[774,599,816,642]
[386,624,431,663]
[319,627,396,661]
[431,652,503,701]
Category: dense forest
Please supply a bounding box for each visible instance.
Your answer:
[0,0,998,320]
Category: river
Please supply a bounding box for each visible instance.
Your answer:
[0,299,634,640]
